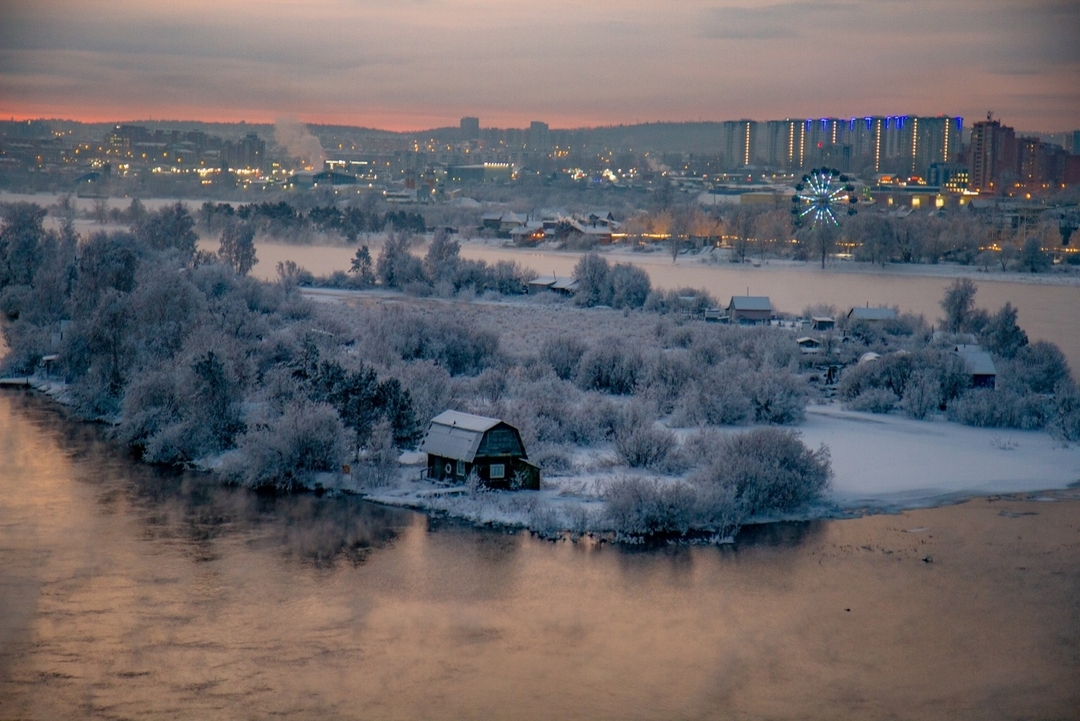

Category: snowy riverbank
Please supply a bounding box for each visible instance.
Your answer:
[356,404,1080,536]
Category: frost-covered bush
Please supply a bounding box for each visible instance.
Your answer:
[901,371,939,419]
[603,477,701,536]
[224,400,349,490]
[692,427,831,516]
[846,388,898,413]
[743,368,808,424]
[946,389,1050,430]
[1048,383,1080,441]
[576,338,641,394]
[614,421,677,470]
[540,335,587,381]
[676,370,753,426]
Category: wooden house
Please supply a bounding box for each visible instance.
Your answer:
[420,411,540,490]
[727,296,773,325]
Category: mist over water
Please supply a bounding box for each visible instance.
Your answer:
[2,389,1079,719]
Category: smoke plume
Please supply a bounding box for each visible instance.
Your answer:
[274,117,326,170]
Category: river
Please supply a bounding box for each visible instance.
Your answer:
[2,389,1078,719]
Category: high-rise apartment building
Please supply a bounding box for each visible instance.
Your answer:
[459,117,480,143]
[527,121,550,151]
[720,120,757,168]
[968,114,1016,193]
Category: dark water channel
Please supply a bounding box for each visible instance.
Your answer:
[2,390,1078,720]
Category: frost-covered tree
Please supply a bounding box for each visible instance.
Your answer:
[218,220,258,276]
[376,231,424,289]
[981,302,1027,359]
[940,278,978,333]
[133,202,197,259]
[348,245,375,285]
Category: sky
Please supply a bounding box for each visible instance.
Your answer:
[1,0,1078,132]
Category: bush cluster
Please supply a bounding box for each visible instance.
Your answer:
[603,428,831,539]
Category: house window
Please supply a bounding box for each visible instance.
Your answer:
[490,464,505,479]
[456,460,465,477]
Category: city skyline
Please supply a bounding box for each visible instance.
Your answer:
[1,0,1078,132]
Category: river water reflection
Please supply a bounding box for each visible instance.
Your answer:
[2,390,1079,720]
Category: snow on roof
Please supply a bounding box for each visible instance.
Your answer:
[420,411,504,463]
[849,306,897,321]
[551,277,578,290]
[527,276,557,287]
[430,410,501,432]
[957,349,997,376]
[729,296,772,311]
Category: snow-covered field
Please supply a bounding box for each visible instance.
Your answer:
[799,405,1080,509]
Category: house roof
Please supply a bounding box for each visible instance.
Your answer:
[420,411,503,463]
[957,349,997,376]
[729,296,772,311]
[551,276,578,290]
[849,306,897,321]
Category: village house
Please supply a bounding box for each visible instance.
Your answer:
[420,410,540,490]
[796,337,823,354]
[954,345,997,388]
[527,274,578,295]
[727,296,773,325]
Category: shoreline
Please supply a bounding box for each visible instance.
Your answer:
[6,379,1078,544]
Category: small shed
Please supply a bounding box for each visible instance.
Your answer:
[420,410,540,490]
[527,275,578,295]
[727,296,773,325]
[811,316,835,331]
[848,306,897,323]
[796,337,822,354]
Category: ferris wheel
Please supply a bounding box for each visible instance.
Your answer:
[791,167,857,228]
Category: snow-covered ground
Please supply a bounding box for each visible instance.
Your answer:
[799,405,1080,510]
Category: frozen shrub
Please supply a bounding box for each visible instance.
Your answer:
[614,421,677,469]
[361,420,399,487]
[676,361,754,426]
[608,263,651,309]
[946,389,1050,430]
[743,368,807,424]
[602,476,742,538]
[603,477,699,536]
[224,400,349,490]
[1048,382,1080,441]
[639,348,697,413]
[567,392,621,444]
[540,335,587,380]
[847,388,898,414]
[529,443,574,474]
[1013,341,1071,394]
[901,371,939,419]
[692,427,831,516]
[576,338,641,394]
